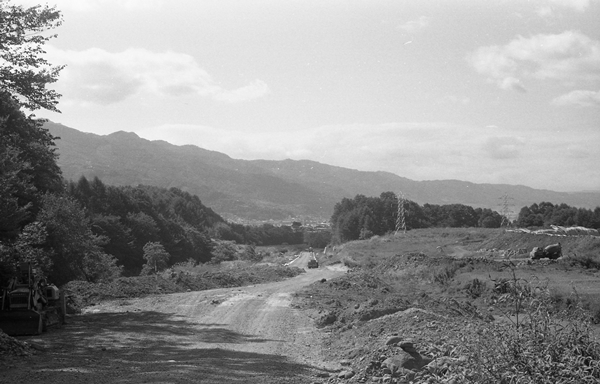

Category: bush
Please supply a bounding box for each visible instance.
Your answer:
[456,269,600,383]
[465,298,600,382]
[464,278,486,298]
[432,265,458,285]
[570,254,600,270]
[341,257,360,269]
[210,241,239,264]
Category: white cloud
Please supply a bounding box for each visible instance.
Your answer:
[535,0,598,18]
[483,136,526,159]
[442,95,471,105]
[397,16,430,34]
[552,89,600,106]
[536,6,554,17]
[213,80,271,103]
[468,31,600,91]
[547,0,591,12]
[500,77,527,93]
[47,47,270,105]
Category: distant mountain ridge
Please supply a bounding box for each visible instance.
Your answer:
[46,122,600,221]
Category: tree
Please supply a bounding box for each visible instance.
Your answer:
[0,2,65,282]
[240,244,262,262]
[37,193,121,285]
[477,208,502,228]
[141,241,170,275]
[210,241,238,264]
[0,142,34,239]
[126,211,159,246]
[0,0,64,112]
[0,91,62,244]
[0,220,52,284]
[303,230,331,248]
[90,214,137,274]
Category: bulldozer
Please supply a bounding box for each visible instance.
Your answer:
[0,262,66,336]
[530,243,562,260]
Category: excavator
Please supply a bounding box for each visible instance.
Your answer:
[0,262,66,336]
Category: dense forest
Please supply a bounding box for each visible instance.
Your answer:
[65,176,305,275]
[65,178,219,275]
[330,193,504,243]
[330,193,600,243]
[516,202,600,229]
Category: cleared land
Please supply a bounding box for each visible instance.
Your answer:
[2,228,600,383]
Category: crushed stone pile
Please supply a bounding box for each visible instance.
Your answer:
[0,330,33,357]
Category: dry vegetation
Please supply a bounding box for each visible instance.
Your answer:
[295,228,600,383]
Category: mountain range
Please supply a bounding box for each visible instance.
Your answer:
[46,122,600,222]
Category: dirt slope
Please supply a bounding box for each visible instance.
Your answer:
[0,253,346,384]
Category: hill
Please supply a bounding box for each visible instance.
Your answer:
[46,122,600,221]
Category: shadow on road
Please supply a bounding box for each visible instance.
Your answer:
[10,310,322,383]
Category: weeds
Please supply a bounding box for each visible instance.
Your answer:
[432,262,461,285]
[570,254,600,270]
[462,263,600,383]
[341,257,360,269]
[464,278,486,298]
[465,305,600,383]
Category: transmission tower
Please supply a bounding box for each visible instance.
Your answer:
[395,191,406,235]
[498,194,514,227]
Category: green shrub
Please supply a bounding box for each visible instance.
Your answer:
[464,299,600,382]
[432,264,458,285]
[342,257,360,269]
[570,254,600,270]
[464,278,486,298]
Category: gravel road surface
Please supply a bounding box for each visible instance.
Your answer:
[1,253,346,384]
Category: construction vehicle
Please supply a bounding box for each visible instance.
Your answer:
[530,243,562,260]
[0,262,66,336]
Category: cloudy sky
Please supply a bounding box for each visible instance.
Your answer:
[18,0,600,192]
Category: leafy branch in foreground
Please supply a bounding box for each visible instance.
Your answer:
[0,0,64,112]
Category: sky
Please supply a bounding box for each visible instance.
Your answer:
[14,0,600,192]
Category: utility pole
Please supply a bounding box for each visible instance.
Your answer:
[498,194,514,227]
[395,191,406,235]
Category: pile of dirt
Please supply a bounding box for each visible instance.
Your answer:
[321,308,475,382]
[295,268,492,383]
[294,271,413,330]
[0,329,34,358]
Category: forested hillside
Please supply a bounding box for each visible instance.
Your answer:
[64,177,220,275]
[65,176,305,275]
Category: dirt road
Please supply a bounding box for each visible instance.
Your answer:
[1,253,346,384]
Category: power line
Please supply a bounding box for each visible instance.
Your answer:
[498,194,514,227]
[395,191,406,235]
